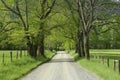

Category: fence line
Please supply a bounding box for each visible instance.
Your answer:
[91,54,120,74]
[0,50,28,64]
[107,58,109,67]
[10,52,12,62]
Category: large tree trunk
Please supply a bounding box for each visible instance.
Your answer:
[77,32,81,57]
[83,32,90,60]
[75,43,78,53]
[26,36,37,57]
[80,32,85,57]
[76,31,85,57]
[38,34,46,57]
[27,43,37,57]
[32,44,38,57]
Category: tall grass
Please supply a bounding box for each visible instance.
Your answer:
[0,50,55,80]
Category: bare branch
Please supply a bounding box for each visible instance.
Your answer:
[64,0,78,24]
[40,0,56,19]
[1,0,20,15]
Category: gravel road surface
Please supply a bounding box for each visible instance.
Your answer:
[21,51,100,80]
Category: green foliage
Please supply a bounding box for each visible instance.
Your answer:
[0,0,120,52]
[90,22,120,49]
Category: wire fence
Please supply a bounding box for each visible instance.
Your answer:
[0,50,28,64]
[91,55,120,74]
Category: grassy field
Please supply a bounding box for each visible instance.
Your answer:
[0,50,28,64]
[90,49,120,59]
[0,50,56,80]
[70,49,120,80]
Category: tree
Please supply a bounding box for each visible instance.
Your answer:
[65,0,120,59]
[35,0,56,57]
[1,0,38,57]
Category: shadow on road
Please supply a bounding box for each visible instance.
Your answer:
[49,58,74,63]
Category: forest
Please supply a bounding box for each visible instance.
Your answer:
[0,0,120,59]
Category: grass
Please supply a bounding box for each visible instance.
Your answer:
[90,49,120,59]
[0,50,28,64]
[0,50,56,80]
[70,50,120,80]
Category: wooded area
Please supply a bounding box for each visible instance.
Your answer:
[0,0,120,60]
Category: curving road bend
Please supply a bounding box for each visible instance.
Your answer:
[21,51,100,80]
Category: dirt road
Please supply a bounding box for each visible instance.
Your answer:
[21,51,100,80]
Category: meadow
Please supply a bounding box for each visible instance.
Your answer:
[0,50,28,64]
[70,49,120,80]
[90,49,120,59]
[0,50,55,80]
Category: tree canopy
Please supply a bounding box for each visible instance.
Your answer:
[0,0,120,59]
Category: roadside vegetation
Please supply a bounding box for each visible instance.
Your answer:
[70,50,120,80]
[0,50,55,80]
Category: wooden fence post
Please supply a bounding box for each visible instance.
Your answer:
[26,51,29,56]
[118,60,120,74]
[98,56,101,63]
[10,51,12,62]
[102,56,104,64]
[20,50,22,58]
[2,53,4,64]
[107,58,109,67]
[16,51,18,59]
[94,55,96,60]
[24,50,26,56]
[114,59,116,71]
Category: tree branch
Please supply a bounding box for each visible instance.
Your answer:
[1,0,20,15]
